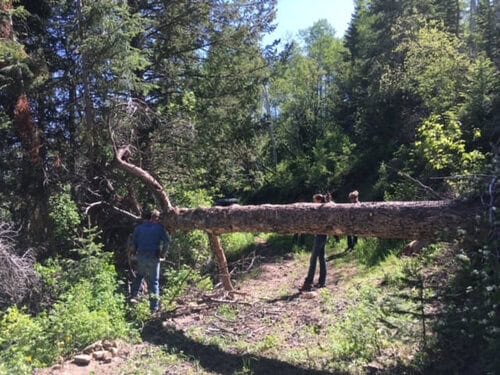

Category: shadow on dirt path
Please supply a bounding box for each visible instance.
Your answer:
[142,320,347,375]
[264,291,302,303]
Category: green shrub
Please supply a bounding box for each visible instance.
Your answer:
[45,280,128,358]
[173,188,213,208]
[48,185,81,241]
[0,226,132,372]
[0,307,52,373]
[168,189,212,266]
[169,229,210,267]
[45,228,130,353]
[262,233,300,255]
[161,265,213,311]
[424,242,500,373]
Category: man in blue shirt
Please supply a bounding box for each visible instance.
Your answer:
[130,209,170,312]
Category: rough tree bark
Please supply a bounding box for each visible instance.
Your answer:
[165,200,484,241]
[207,233,233,291]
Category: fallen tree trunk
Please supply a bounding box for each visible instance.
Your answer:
[112,143,488,291]
[113,145,484,241]
[165,200,484,241]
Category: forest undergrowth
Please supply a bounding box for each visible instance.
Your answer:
[29,234,486,375]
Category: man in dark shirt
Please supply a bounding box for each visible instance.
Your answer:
[130,209,170,312]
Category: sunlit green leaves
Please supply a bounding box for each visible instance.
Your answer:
[396,22,468,113]
[415,111,486,175]
[48,185,81,241]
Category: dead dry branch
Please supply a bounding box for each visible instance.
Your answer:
[0,222,39,308]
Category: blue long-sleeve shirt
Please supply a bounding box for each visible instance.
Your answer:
[133,221,170,255]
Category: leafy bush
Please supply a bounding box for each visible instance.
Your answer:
[0,307,51,373]
[169,230,210,267]
[0,226,132,372]
[46,279,128,357]
[424,242,500,373]
[416,111,486,177]
[168,188,212,266]
[161,265,213,312]
[48,185,81,241]
[44,228,130,354]
[265,233,303,255]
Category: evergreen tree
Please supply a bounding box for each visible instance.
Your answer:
[262,20,353,201]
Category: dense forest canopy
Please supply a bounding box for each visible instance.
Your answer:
[0,0,499,373]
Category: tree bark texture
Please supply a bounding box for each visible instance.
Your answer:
[207,233,234,291]
[165,200,484,241]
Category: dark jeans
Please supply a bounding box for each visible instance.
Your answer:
[347,235,358,249]
[305,235,327,285]
[131,253,161,311]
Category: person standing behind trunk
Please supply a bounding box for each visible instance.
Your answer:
[347,190,360,251]
[300,193,331,292]
[130,209,170,312]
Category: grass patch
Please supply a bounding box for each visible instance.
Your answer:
[354,238,406,267]
[216,304,239,321]
[121,345,192,375]
[221,232,257,261]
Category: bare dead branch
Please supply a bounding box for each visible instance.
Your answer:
[0,222,39,308]
[388,166,443,200]
[84,201,141,221]
[115,145,175,212]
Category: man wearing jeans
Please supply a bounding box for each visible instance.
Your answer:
[130,209,170,312]
[347,190,360,251]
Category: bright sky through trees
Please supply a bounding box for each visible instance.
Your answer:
[263,0,355,45]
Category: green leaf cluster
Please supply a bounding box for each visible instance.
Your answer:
[0,227,131,372]
[48,185,81,241]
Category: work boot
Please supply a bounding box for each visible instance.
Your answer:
[299,281,312,292]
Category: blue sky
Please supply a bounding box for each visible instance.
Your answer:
[263,0,355,45]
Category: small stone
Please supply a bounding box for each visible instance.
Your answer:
[103,356,113,364]
[302,291,317,299]
[102,339,117,350]
[83,341,103,354]
[118,349,130,358]
[73,354,92,366]
[109,347,119,357]
[363,363,384,374]
[92,350,108,360]
[82,344,95,354]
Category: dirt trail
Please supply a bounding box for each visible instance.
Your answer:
[38,245,359,375]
